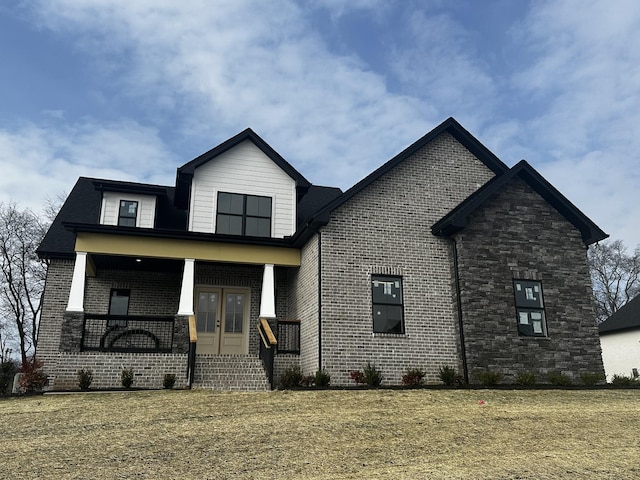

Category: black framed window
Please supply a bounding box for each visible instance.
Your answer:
[372,275,404,334]
[513,280,546,337]
[216,192,271,237]
[108,289,130,327]
[118,200,138,227]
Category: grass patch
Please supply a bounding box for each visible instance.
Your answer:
[1,389,639,479]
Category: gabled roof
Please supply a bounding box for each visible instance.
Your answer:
[307,117,510,225]
[37,177,186,259]
[431,160,608,245]
[174,128,311,209]
[599,295,640,334]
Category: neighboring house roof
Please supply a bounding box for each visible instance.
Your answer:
[174,128,312,209]
[599,295,640,334]
[431,160,609,245]
[305,117,510,226]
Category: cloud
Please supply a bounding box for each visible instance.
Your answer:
[26,0,437,189]
[0,120,174,213]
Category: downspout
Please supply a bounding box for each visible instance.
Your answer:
[317,231,322,371]
[451,238,469,385]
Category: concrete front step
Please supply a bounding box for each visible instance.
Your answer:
[191,354,271,391]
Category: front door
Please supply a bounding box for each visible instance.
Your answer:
[195,288,249,355]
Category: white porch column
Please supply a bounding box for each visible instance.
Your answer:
[177,258,195,316]
[66,252,87,312]
[259,263,276,319]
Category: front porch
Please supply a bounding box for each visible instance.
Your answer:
[54,246,302,390]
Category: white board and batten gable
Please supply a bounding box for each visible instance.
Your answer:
[100,191,157,228]
[189,139,297,238]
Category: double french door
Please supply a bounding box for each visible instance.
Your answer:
[195,288,249,355]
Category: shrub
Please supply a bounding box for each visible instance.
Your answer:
[402,368,426,387]
[349,370,365,385]
[350,362,383,387]
[476,370,502,386]
[580,372,605,386]
[19,358,48,394]
[279,365,303,389]
[300,374,315,387]
[363,362,383,387]
[314,369,331,388]
[0,360,18,396]
[163,373,176,389]
[547,372,572,386]
[77,368,93,390]
[438,365,464,387]
[610,374,640,386]
[516,372,537,386]
[121,368,134,389]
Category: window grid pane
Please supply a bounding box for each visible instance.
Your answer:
[371,275,404,334]
[216,192,272,237]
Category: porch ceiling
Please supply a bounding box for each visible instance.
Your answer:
[75,232,301,266]
[91,254,184,273]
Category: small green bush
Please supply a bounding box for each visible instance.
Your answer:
[77,368,93,390]
[19,358,48,394]
[314,369,331,388]
[516,372,536,386]
[402,368,426,387]
[0,360,18,396]
[438,365,464,387]
[610,374,640,386]
[279,365,303,389]
[121,368,134,389]
[547,372,572,386]
[580,372,605,386]
[476,370,502,386]
[350,362,383,387]
[363,362,383,387]
[163,373,176,389]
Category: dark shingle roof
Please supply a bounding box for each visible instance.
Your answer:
[431,160,608,245]
[599,295,640,334]
[37,177,185,258]
[297,185,343,227]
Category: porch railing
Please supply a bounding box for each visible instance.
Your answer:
[187,315,197,389]
[275,319,300,355]
[82,314,174,353]
[258,318,277,389]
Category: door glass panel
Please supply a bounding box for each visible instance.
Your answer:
[225,293,245,333]
[197,292,218,332]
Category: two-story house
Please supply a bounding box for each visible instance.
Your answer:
[36,118,607,390]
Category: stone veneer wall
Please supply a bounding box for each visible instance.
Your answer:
[319,132,496,386]
[454,178,605,383]
[287,234,319,375]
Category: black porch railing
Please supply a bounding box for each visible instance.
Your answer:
[275,319,300,355]
[82,314,175,353]
[258,318,277,389]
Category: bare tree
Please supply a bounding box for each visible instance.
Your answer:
[0,203,48,363]
[588,239,640,323]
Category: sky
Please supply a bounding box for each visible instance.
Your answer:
[0,0,638,249]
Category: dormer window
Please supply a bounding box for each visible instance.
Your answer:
[216,192,271,237]
[118,200,138,227]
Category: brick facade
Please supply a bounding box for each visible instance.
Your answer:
[318,132,496,386]
[454,178,605,383]
[288,234,319,375]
